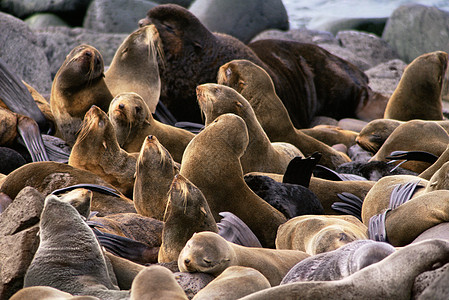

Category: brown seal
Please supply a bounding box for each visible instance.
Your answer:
[196,83,302,174]
[140,4,385,128]
[0,161,135,216]
[133,135,178,220]
[23,194,129,299]
[50,44,113,146]
[178,231,309,286]
[276,215,368,255]
[217,59,351,169]
[384,51,448,121]
[369,119,449,173]
[130,265,188,300]
[104,25,163,114]
[68,105,137,197]
[10,286,100,300]
[158,174,218,263]
[179,113,287,248]
[108,92,194,163]
[239,239,449,300]
[192,266,271,300]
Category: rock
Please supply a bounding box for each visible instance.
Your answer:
[152,0,193,8]
[174,272,215,299]
[312,17,387,36]
[0,12,52,94]
[0,148,26,175]
[336,30,399,69]
[189,0,289,44]
[383,4,449,63]
[412,262,449,299]
[365,59,406,98]
[0,0,91,25]
[317,43,372,71]
[34,26,127,78]
[251,28,338,45]
[83,0,158,33]
[24,13,70,29]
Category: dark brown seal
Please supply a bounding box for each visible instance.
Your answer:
[50,44,113,146]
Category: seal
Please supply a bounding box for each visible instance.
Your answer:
[68,105,137,197]
[179,113,287,248]
[178,231,309,286]
[108,92,194,163]
[384,51,448,121]
[239,239,449,300]
[217,59,351,169]
[10,286,100,300]
[192,266,271,300]
[369,119,449,173]
[275,215,368,255]
[196,83,302,174]
[140,4,385,128]
[281,240,396,284]
[133,135,179,220]
[23,194,129,299]
[0,161,135,216]
[50,44,112,146]
[104,25,163,114]
[158,173,218,263]
[130,265,188,300]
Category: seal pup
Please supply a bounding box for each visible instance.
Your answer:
[158,174,218,263]
[239,239,449,300]
[68,105,137,197]
[384,51,448,121]
[192,266,271,300]
[178,231,309,286]
[197,83,302,174]
[276,215,368,255]
[217,59,351,169]
[133,135,178,220]
[369,119,449,173]
[281,240,395,284]
[50,45,113,146]
[23,194,129,299]
[105,25,163,114]
[130,265,188,300]
[108,92,194,163]
[179,113,287,248]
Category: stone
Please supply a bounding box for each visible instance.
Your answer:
[190,0,289,44]
[382,4,449,63]
[83,0,158,33]
[412,262,449,299]
[0,12,52,94]
[174,272,215,299]
[24,13,70,29]
[312,17,387,36]
[365,59,406,98]
[336,30,399,69]
[152,0,193,8]
[317,43,372,71]
[251,28,338,45]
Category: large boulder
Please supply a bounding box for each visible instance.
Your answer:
[311,17,387,37]
[24,13,70,29]
[251,28,337,45]
[383,4,449,63]
[83,0,158,33]
[365,59,406,98]
[190,0,289,44]
[0,12,52,94]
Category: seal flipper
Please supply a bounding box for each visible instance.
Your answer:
[386,151,439,172]
[51,183,122,198]
[389,180,421,210]
[368,210,389,242]
[16,115,49,162]
[331,192,363,220]
[153,101,177,126]
[283,152,321,188]
[92,229,159,264]
[217,211,262,248]
[0,57,50,132]
[174,121,204,134]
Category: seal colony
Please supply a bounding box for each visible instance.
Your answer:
[5,2,449,299]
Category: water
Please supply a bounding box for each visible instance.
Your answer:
[283,0,449,29]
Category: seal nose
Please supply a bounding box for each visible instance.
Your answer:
[184,258,190,265]
[118,103,125,109]
[85,50,92,57]
[138,18,149,28]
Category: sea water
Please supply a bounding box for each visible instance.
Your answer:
[283,0,449,29]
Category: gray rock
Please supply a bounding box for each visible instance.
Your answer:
[190,0,289,44]
[382,4,449,63]
[83,0,158,33]
[317,43,372,71]
[0,12,52,94]
[34,26,128,78]
[24,13,70,29]
[365,59,406,98]
[312,17,387,36]
[413,262,449,299]
[0,0,91,20]
[174,272,215,299]
[152,0,193,8]
[251,28,338,45]
[336,30,399,69]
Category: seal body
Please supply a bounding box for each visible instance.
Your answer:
[50,45,112,146]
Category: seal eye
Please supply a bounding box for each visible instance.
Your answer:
[203,258,211,265]
[225,67,232,79]
[163,22,175,34]
[98,120,105,128]
[135,106,142,114]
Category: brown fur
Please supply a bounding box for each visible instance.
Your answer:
[179,114,287,248]
[178,231,309,286]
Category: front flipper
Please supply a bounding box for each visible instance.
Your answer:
[332,192,363,221]
[389,180,421,210]
[217,212,262,248]
[386,150,439,171]
[51,183,122,198]
[368,210,389,242]
[16,115,49,162]
[283,152,321,188]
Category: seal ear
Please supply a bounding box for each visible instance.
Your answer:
[191,39,203,50]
